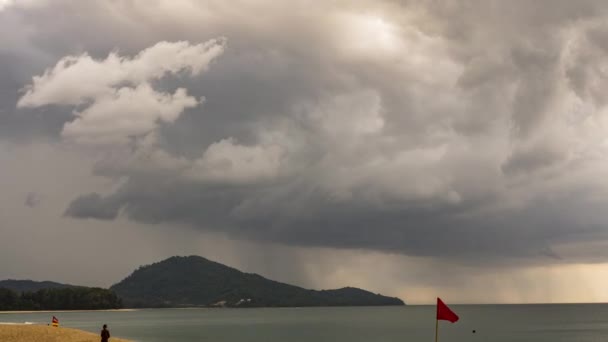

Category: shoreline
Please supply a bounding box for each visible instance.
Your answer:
[0,306,406,313]
[0,309,138,314]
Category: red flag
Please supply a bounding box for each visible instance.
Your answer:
[51,316,59,327]
[436,298,459,323]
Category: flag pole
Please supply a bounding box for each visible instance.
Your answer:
[435,318,439,342]
[436,297,459,342]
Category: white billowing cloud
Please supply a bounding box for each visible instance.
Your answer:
[302,90,385,137]
[93,132,285,186]
[85,88,383,187]
[185,138,286,185]
[92,131,190,180]
[18,39,225,107]
[337,13,403,55]
[17,39,226,146]
[0,0,11,11]
[0,0,46,11]
[62,84,199,145]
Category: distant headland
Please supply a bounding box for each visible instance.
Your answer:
[0,255,404,310]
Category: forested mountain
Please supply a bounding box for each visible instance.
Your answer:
[0,255,404,310]
[111,255,404,308]
[0,280,75,293]
[0,287,122,310]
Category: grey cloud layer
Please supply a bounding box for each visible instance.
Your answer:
[7,0,608,265]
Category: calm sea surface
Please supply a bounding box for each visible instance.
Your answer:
[2,305,608,342]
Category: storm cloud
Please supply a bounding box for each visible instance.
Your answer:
[4,0,608,302]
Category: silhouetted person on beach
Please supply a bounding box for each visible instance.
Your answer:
[101,324,110,342]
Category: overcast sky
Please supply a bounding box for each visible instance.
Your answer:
[3,0,608,304]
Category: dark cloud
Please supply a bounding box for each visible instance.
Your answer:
[541,247,563,260]
[4,0,608,270]
[24,192,40,208]
[0,53,71,142]
[501,139,566,176]
[64,193,121,220]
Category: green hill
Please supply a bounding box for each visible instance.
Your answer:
[0,280,121,311]
[111,255,405,308]
[0,287,122,310]
[0,280,75,293]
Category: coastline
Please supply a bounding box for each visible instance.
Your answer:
[0,309,138,314]
[0,306,406,314]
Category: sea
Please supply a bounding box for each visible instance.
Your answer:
[2,304,608,342]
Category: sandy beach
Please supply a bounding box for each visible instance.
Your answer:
[0,324,132,342]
